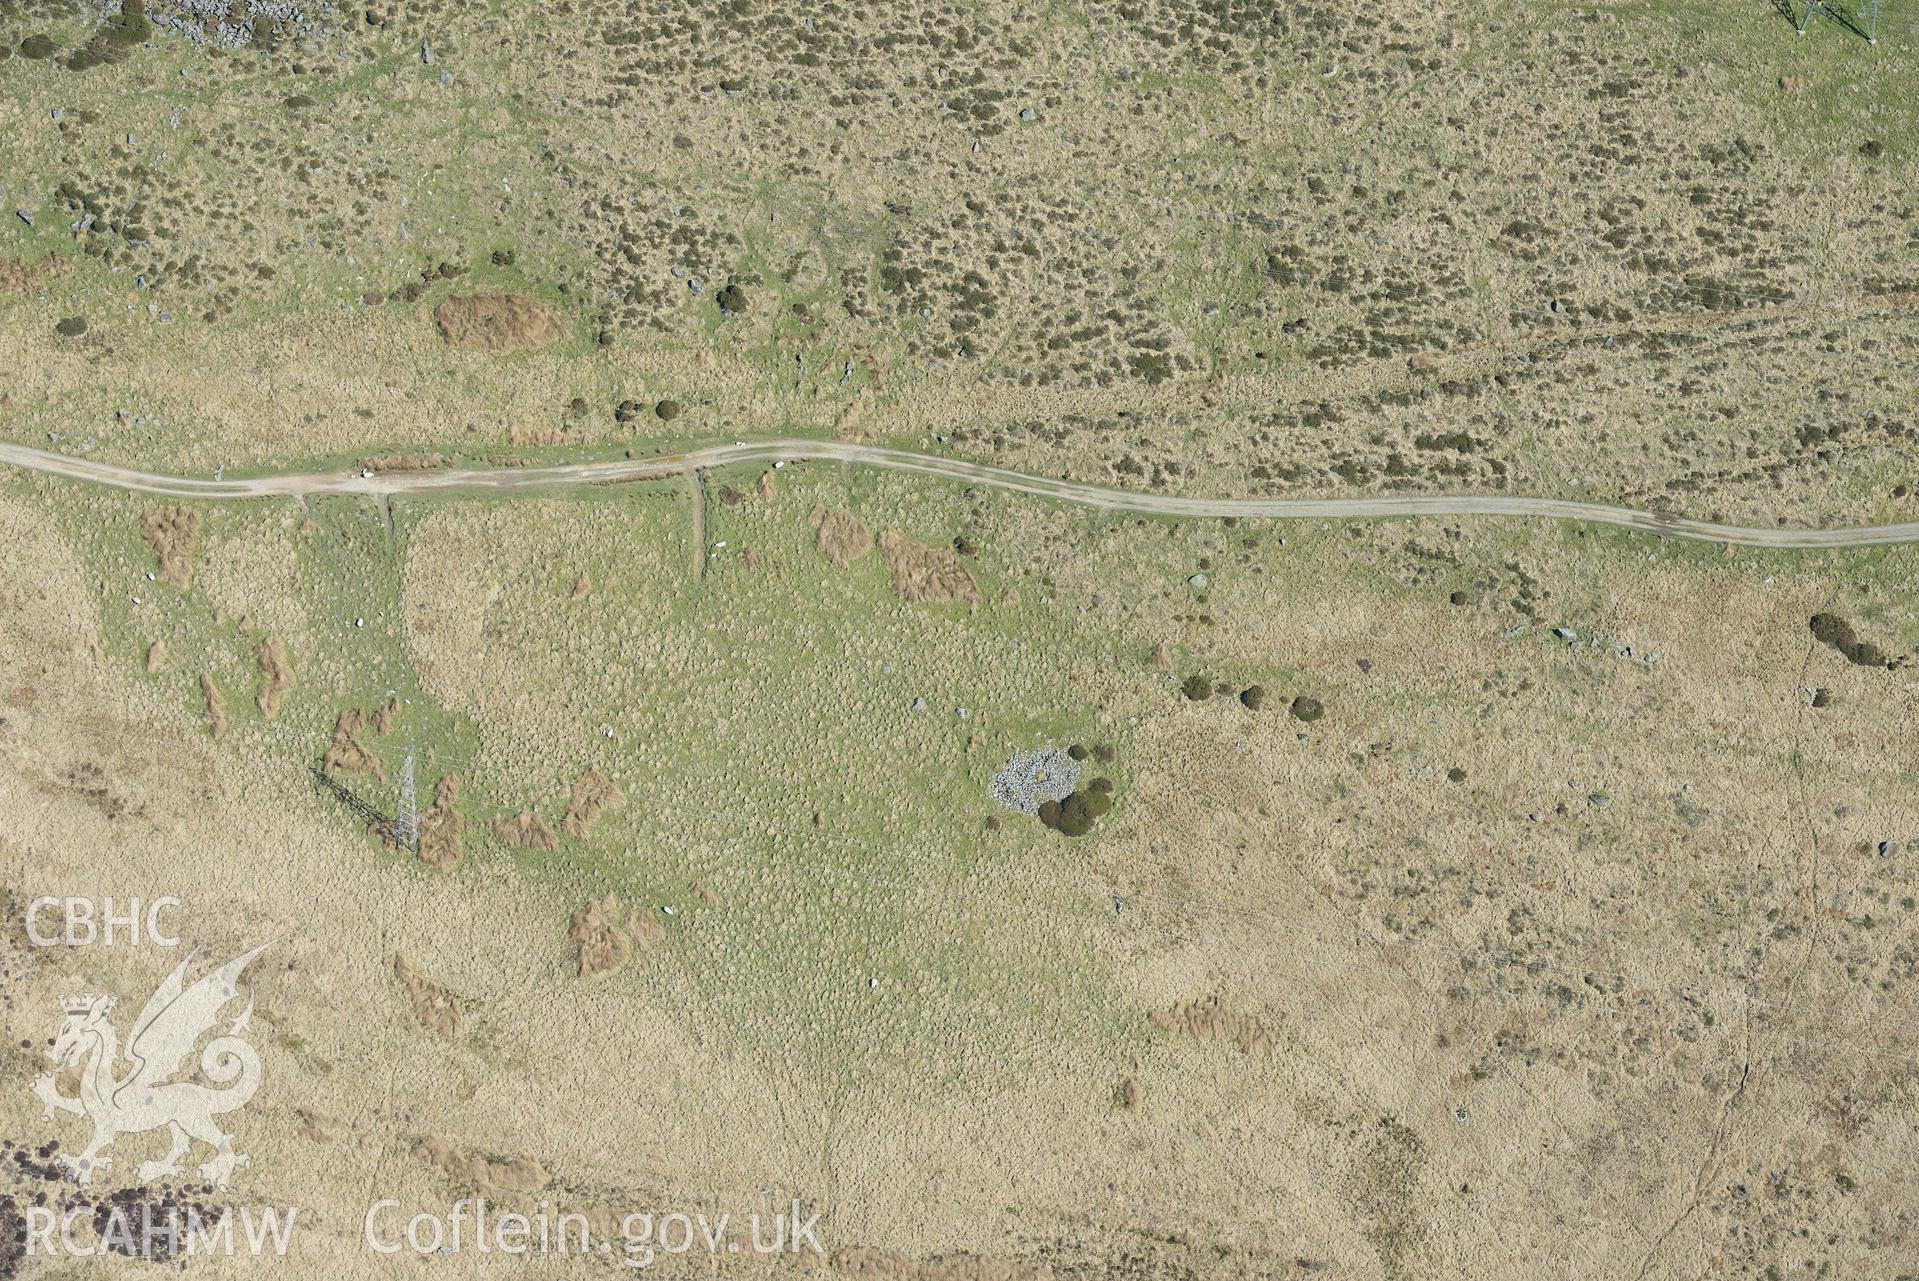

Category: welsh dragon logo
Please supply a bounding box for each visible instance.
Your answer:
[31,942,273,1190]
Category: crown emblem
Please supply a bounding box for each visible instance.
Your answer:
[60,995,101,1014]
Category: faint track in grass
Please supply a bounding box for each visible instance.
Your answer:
[686,465,708,585]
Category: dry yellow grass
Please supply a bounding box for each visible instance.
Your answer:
[560,767,624,839]
[393,954,462,1038]
[139,506,200,588]
[814,505,875,567]
[1,0,1916,1271]
[415,775,467,871]
[254,633,293,717]
[433,294,568,353]
[2,469,1905,1276]
[321,707,384,779]
[876,529,980,607]
[494,811,559,852]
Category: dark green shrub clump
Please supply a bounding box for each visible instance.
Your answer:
[1040,786,1112,837]
[100,11,153,45]
[1810,612,1890,668]
[20,34,57,58]
[54,316,88,337]
[64,3,151,71]
[1290,695,1325,722]
[1239,685,1265,710]
[1810,612,1848,645]
[1181,674,1211,701]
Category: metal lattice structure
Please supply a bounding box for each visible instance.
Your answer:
[1796,0,1883,44]
[395,746,420,855]
[308,767,390,828]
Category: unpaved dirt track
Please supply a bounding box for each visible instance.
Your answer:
[2,437,1916,549]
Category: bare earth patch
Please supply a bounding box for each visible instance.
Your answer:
[392,954,461,1037]
[434,294,567,353]
[417,776,467,871]
[877,530,980,606]
[140,506,202,588]
[253,634,292,717]
[0,255,56,295]
[199,674,225,738]
[493,811,558,851]
[560,768,623,839]
[568,893,663,977]
[414,1138,547,1194]
[321,708,384,779]
[1147,994,1270,1054]
[812,505,873,567]
[294,1110,342,1143]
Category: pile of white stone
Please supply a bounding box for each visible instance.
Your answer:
[990,747,1080,817]
[138,0,314,48]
